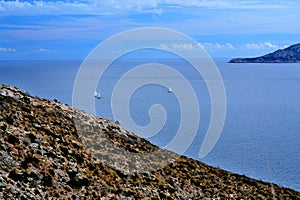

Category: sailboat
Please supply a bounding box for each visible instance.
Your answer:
[167,86,173,93]
[94,91,102,99]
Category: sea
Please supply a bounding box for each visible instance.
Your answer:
[0,59,299,191]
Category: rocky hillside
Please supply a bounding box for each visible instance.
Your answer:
[229,43,300,63]
[1,84,300,199]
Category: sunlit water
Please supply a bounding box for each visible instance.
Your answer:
[1,59,299,191]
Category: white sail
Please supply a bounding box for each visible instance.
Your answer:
[167,86,173,93]
[94,91,98,97]
[94,91,102,99]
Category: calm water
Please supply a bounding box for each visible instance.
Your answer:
[0,59,299,191]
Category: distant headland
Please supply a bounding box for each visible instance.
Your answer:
[229,43,300,63]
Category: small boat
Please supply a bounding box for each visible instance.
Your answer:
[94,91,102,99]
[167,86,173,93]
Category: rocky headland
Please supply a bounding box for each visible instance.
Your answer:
[229,43,300,63]
[1,83,300,199]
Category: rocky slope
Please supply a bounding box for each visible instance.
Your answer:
[229,43,300,63]
[1,83,300,199]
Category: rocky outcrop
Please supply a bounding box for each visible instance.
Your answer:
[0,83,300,199]
[229,43,300,63]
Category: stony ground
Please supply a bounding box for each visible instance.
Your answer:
[0,84,299,199]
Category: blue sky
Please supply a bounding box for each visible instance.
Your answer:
[0,0,299,60]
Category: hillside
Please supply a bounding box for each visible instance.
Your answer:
[1,84,300,199]
[229,43,300,63]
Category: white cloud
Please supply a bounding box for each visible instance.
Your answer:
[0,47,16,52]
[225,42,234,50]
[0,0,163,16]
[243,42,279,50]
[203,41,281,52]
[171,43,194,50]
[0,0,294,16]
[202,42,235,50]
[148,41,290,55]
[159,0,277,9]
[160,42,235,52]
[0,1,103,16]
[160,43,202,51]
[34,48,58,53]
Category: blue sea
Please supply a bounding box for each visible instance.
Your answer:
[0,59,299,191]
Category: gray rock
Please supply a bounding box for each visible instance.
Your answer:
[30,143,39,152]
[0,152,14,168]
[0,176,6,188]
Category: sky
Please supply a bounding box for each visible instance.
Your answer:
[0,0,299,60]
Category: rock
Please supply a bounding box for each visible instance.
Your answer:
[0,176,6,188]
[29,143,39,152]
[0,83,299,199]
[0,152,14,169]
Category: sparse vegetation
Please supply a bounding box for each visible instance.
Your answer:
[0,84,299,199]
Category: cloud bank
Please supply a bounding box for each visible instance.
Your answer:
[160,41,282,52]
[243,42,279,50]
[0,47,16,52]
[0,0,295,16]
